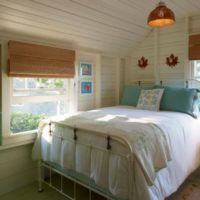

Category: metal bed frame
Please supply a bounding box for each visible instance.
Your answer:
[37,79,200,200]
[38,123,135,200]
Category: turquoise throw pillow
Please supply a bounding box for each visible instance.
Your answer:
[121,85,153,106]
[157,86,198,117]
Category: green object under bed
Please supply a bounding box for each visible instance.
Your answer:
[43,161,126,200]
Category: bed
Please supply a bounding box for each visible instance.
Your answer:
[32,81,200,200]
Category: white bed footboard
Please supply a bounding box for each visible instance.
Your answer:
[38,122,135,200]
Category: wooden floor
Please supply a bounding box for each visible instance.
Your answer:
[0,182,69,200]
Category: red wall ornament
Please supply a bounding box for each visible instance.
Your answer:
[166,54,179,67]
[138,57,148,68]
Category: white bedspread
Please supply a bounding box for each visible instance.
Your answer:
[51,107,172,185]
[32,106,200,200]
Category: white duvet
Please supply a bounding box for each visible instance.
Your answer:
[32,106,200,200]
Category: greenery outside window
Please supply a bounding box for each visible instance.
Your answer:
[11,78,69,134]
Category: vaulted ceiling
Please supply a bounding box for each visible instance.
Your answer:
[0,0,200,56]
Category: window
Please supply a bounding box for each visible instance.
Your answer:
[191,60,200,81]
[10,78,70,134]
[2,75,76,146]
[1,41,76,147]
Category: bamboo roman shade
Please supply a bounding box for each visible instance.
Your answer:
[189,34,200,60]
[8,41,75,78]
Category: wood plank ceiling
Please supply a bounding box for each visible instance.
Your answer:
[0,0,200,56]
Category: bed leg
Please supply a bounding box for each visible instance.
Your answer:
[129,155,134,200]
[74,181,76,199]
[38,160,44,192]
[89,189,91,200]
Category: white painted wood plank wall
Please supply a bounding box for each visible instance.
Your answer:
[129,31,155,82]
[101,56,117,107]
[76,53,119,111]
[190,15,200,34]
[76,52,97,111]
[0,144,37,196]
[158,19,185,81]
[127,14,200,84]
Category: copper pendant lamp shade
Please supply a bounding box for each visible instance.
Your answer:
[147,1,175,27]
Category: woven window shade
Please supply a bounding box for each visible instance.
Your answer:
[189,34,200,60]
[8,41,75,78]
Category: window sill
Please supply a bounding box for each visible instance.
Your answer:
[1,131,37,150]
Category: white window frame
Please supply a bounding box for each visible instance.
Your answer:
[11,77,69,131]
[191,60,200,81]
[11,78,69,111]
[3,77,76,148]
[1,41,78,149]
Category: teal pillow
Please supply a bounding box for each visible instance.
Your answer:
[157,86,198,117]
[121,85,153,106]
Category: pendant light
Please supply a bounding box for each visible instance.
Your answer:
[147,1,175,27]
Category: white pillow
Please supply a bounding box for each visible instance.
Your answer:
[136,89,164,111]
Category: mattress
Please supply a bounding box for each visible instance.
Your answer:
[32,106,200,200]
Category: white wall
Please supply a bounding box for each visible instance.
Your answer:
[101,56,117,107]
[126,14,200,85]
[158,19,185,81]
[0,144,37,196]
[190,15,200,35]
[128,31,155,82]
[76,52,98,111]
[76,54,123,110]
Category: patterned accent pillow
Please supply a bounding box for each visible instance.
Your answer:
[136,89,164,111]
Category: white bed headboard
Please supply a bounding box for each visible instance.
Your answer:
[130,79,200,89]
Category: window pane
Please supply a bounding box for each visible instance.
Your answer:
[11,77,70,134]
[13,78,26,89]
[13,78,67,97]
[13,88,67,97]
[11,101,66,134]
[194,60,200,78]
